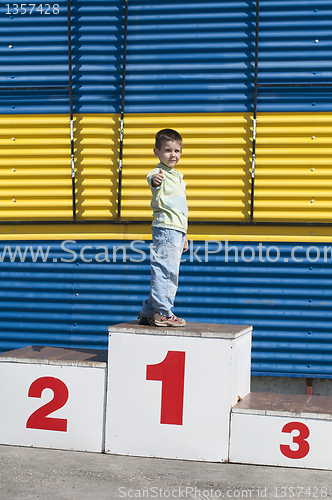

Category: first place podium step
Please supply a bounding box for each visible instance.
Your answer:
[105,321,252,462]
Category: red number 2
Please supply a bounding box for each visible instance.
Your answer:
[146,351,186,425]
[280,421,310,459]
[26,377,69,432]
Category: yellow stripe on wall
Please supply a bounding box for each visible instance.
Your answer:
[0,114,120,222]
[1,112,332,235]
[255,112,332,222]
[0,115,72,220]
[122,113,252,221]
[1,223,332,243]
[74,114,120,220]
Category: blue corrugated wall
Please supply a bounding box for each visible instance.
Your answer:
[0,0,124,114]
[1,0,332,379]
[258,0,332,111]
[1,239,332,378]
[2,0,331,114]
[125,0,255,113]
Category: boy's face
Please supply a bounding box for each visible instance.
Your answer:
[153,140,182,169]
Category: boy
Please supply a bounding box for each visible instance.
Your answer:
[138,129,188,327]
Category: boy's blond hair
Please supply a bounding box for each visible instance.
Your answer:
[155,129,183,150]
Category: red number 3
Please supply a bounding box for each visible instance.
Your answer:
[280,421,310,459]
[26,377,69,432]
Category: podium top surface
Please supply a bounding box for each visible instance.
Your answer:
[108,321,252,339]
[232,392,332,420]
[0,346,108,367]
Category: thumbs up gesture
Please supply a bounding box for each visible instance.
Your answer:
[152,168,164,187]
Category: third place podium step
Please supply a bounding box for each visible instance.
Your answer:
[230,392,332,470]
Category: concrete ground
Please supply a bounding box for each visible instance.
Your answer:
[0,445,331,500]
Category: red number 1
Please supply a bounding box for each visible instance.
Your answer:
[146,351,186,425]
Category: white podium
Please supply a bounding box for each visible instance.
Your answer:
[0,346,107,452]
[230,392,332,470]
[2,324,332,469]
[105,321,252,462]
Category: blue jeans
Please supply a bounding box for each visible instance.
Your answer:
[140,227,185,318]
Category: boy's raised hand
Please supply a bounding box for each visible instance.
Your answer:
[152,168,164,187]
